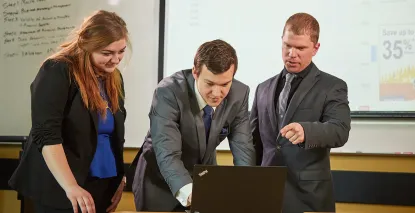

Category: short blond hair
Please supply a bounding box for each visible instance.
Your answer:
[283,12,320,44]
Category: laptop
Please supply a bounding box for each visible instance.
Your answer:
[190,165,287,213]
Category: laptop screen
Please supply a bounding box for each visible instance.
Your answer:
[190,165,287,213]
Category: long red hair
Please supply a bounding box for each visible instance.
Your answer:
[47,10,130,118]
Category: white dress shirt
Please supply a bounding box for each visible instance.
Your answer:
[175,80,216,207]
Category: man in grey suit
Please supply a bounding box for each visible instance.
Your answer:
[250,13,351,213]
[131,39,256,211]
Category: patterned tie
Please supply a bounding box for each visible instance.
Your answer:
[278,73,295,127]
[203,105,214,142]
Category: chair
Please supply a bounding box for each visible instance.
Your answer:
[0,136,32,213]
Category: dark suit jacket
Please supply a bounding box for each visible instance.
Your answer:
[250,63,351,213]
[8,59,126,208]
[131,69,256,211]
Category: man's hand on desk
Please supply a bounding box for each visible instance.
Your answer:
[176,183,192,207]
[187,193,192,206]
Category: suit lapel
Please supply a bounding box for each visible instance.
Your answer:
[278,65,320,141]
[185,72,207,162]
[113,109,124,141]
[267,74,281,136]
[90,110,98,134]
[203,99,227,162]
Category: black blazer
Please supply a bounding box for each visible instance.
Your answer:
[8,59,126,208]
[250,63,351,213]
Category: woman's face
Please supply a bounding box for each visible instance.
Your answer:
[91,38,127,73]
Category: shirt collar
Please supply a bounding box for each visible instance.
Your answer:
[194,80,216,112]
[282,61,314,79]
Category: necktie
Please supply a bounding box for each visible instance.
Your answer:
[203,105,214,142]
[278,73,295,127]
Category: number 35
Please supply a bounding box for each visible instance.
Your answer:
[383,40,402,59]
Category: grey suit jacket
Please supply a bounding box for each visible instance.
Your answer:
[132,69,255,211]
[250,63,351,213]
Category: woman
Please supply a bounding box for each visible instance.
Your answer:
[9,10,130,213]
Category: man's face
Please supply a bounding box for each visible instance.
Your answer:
[282,29,320,73]
[192,64,234,107]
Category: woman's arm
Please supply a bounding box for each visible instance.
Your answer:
[42,144,77,190]
[42,144,95,213]
[31,60,95,213]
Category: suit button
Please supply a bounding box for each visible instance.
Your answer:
[276,145,281,150]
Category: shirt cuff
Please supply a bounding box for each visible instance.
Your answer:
[175,183,193,207]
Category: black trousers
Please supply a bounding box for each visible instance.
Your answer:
[34,176,119,213]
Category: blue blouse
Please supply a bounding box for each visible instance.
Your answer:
[89,80,117,178]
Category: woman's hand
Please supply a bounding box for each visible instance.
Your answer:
[106,176,126,212]
[65,184,95,213]
[41,144,95,213]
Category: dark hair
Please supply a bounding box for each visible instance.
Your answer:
[193,39,238,76]
[283,12,320,44]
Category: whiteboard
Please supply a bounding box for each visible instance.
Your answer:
[162,0,415,154]
[0,0,159,148]
[163,0,415,114]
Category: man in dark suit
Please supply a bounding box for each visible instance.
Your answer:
[131,39,256,211]
[250,13,351,213]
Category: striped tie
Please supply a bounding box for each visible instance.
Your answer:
[278,73,295,128]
